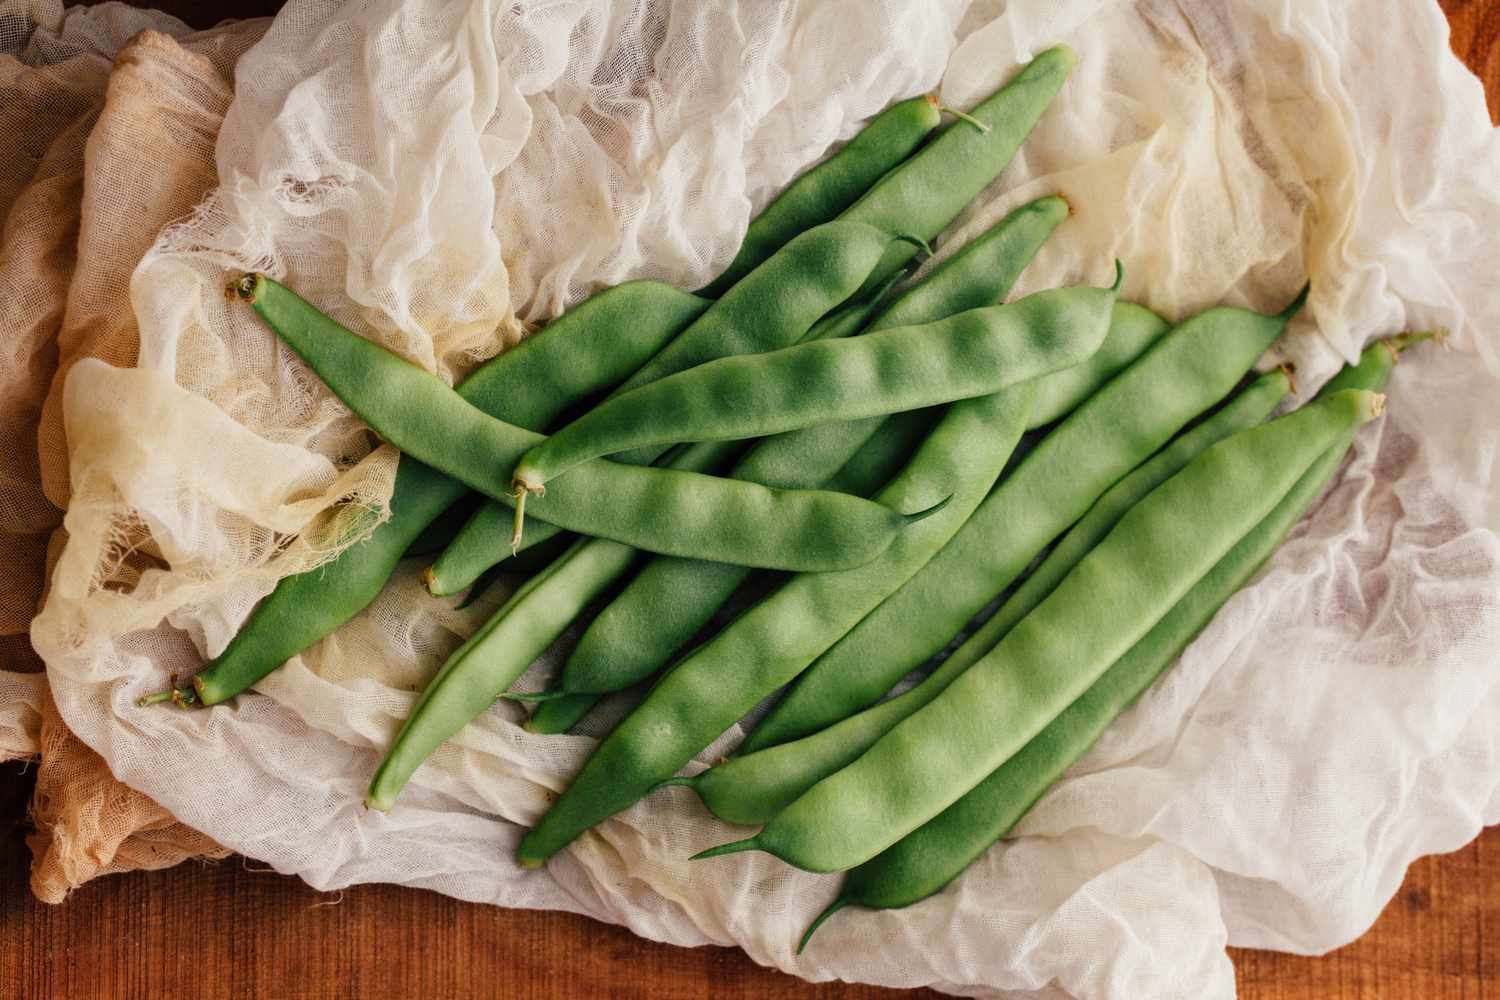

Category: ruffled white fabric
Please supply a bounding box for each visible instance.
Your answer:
[30,1,1500,996]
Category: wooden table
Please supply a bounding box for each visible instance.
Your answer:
[4,3,1498,998]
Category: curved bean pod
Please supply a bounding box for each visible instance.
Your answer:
[433,47,1074,586]
[522,405,941,736]
[515,268,1121,493]
[142,279,707,707]
[366,277,908,807]
[695,388,1385,873]
[657,367,1290,825]
[233,274,918,573]
[545,197,1068,704]
[516,378,1040,868]
[739,289,1308,754]
[798,335,1422,948]
[698,96,942,297]
[976,366,1293,644]
[423,262,905,598]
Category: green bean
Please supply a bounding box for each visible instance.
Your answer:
[452,219,909,552]
[423,260,904,599]
[139,279,708,707]
[516,377,1041,868]
[1028,302,1171,426]
[739,289,1307,755]
[797,335,1423,947]
[977,366,1293,644]
[838,46,1076,292]
[657,368,1291,825]
[699,96,942,297]
[233,273,921,572]
[523,405,941,737]
[694,388,1385,873]
[514,267,1123,494]
[512,197,1069,733]
[366,279,905,808]
[435,48,1074,584]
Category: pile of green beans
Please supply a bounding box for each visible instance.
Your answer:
[695,388,1385,873]
[658,367,1294,828]
[740,289,1307,754]
[524,195,1073,733]
[145,44,1429,962]
[149,82,949,707]
[795,334,1424,949]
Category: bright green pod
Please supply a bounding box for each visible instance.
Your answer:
[699,95,942,297]
[434,46,1076,589]
[142,279,707,707]
[797,334,1424,948]
[657,368,1291,826]
[546,197,1069,703]
[696,389,1386,874]
[513,270,1124,495]
[839,46,1076,290]
[233,274,919,573]
[516,380,1042,869]
[740,289,1308,755]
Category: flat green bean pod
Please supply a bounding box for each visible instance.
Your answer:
[699,95,942,297]
[656,367,1290,825]
[233,274,922,573]
[423,264,904,598]
[514,267,1123,493]
[740,289,1308,754]
[516,378,1041,868]
[695,388,1385,873]
[453,219,910,552]
[520,406,940,737]
[542,197,1069,707]
[140,279,708,707]
[797,334,1424,949]
[838,46,1076,291]
[433,46,1075,585]
[977,366,1293,643]
[366,286,900,809]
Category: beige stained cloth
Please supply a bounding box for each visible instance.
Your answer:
[0,25,261,902]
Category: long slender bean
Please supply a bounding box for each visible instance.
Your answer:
[233,274,921,572]
[699,96,942,297]
[797,335,1423,948]
[141,279,708,707]
[514,268,1123,494]
[523,405,941,737]
[695,389,1384,873]
[739,289,1308,754]
[516,376,1043,868]
[422,271,901,597]
[433,47,1076,587]
[657,368,1291,825]
[977,366,1293,643]
[536,197,1069,705]
[365,284,903,809]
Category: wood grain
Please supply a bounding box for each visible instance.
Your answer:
[4,3,1498,998]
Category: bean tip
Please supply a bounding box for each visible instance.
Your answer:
[690,837,758,861]
[797,898,849,954]
[225,273,259,304]
[1278,362,1298,396]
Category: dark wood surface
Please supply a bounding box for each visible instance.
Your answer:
[5,3,1498,998]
